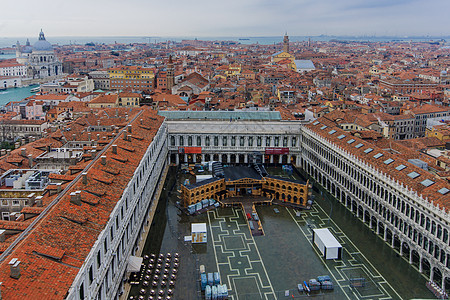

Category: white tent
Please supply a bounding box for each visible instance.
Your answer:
[127,256,143,273]
[191,223,207,243]
[312,228,342,260]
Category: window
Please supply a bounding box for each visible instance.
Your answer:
[373,153,383,159]
[420,179,434,187]
[355,143,364,149]
[240,137,244,147]
[407,172,420,179]
[328,130,336,135]
[205,136,210,146]
[396,164,406,171]
[274,136,279,146]
[89,265,94,284]
[347,139,355,144]
[384,158,394,165]
[97,251,101,268]
[364,148,373,154]
[179,136,184,146]
[313,121,320,125]
[220,136,225,146]
[197,136,201,146]
[291,137,296,147]
[231,136,236,146]
[257,137,262,147]
[320,125,327,130]
[248,136,253,146]
[438,188,449,195]
[188,136,192,146]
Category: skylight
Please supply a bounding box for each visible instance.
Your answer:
[328,130,336,135]
[313,121,320,125]
[384,158,394,165]
[438,188,449,195]
[374,153,384,159]
[395,164,407,171]
[355,143,364,148]
[347,139,355,144]
[420,179,435,187]
[364,148,373,154]
[407,171,420,179]
[320,125,327,130]
[337,134,346,139]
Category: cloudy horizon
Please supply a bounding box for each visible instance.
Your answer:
[0,0,449,38]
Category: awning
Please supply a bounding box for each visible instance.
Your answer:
[127,256,143,273]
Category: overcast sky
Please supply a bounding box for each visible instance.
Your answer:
[1,0,449,37]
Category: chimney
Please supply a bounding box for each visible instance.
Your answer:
[6,149,11,156]
[72,133,76,141]
[82,172,88,184]
[101,155,106,165]
[140,119,143,125]
[28,154,33,168]
[14,142,20,149]
[96,133,100,140]
[122,131,127,140]
[20,148,26,156]
[70,192,81,206]
[128,125,132,133]
[56,183,62,193]
[125,114,129,121]
[97,120,100,126]
[35,196,43,207]
[91,150,96,159]
[9,259,20,279]
[88,132,91,141]
[112,144,117,154]
[70,155,77,165]
[47,145,51,153]
[21,139,25,146]
[0,149,5,156]
[127,135,132,142]
[27,193,36,206]
[0,230,5,242]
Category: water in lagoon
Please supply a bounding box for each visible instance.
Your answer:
[0,85,38,107]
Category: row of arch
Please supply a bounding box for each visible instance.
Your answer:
[301,131,450,292]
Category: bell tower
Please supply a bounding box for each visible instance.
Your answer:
[283,32,289,53]
[166,55,175,93]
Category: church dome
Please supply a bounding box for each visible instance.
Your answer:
[33,30,53,52]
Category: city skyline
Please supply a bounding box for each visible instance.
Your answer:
[1,0,450,37]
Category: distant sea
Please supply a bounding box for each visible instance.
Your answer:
[0,35,448,48]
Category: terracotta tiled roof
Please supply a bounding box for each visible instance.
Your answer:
[0,107,165,299]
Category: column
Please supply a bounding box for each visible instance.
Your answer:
[270,155,274,164]
[442,277,445,293]
[168,154,171,164]
[409,250,413,264]
[175,154,179,165]
[227,154,231,163]
[430,268,434,282]
[244,154,248,164]
[201,154,205,162]
[419,256,423,273]
[279,155,282,164]
[288,155,291,164]
[384,228,387,241]
[392,235,395,248]
[184,154,187,163]
[262,155,265,164]
[399,241,403,256]
[219,154,222,162]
